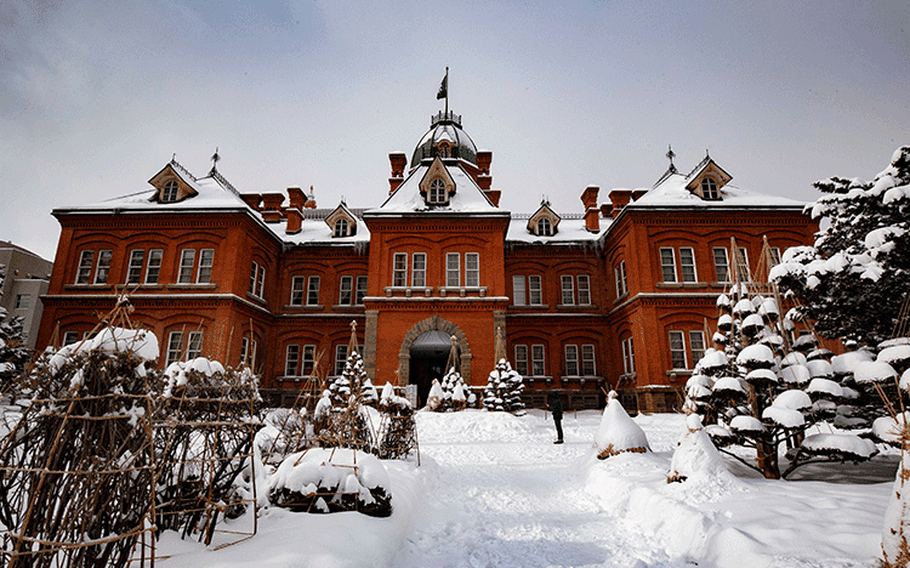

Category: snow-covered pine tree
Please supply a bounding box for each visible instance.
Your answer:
[482,359,525,413]
[440,366,468,411]
[0,264,31,389]
[771,146,910,347]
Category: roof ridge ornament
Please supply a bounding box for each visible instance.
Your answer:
[210,147,220,175]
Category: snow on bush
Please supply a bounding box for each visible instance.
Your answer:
[594,391,649,459]
[268,447,392,517]
[667,414,732,484]
[482,359,525,413]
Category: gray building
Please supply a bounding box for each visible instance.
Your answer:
[0,241,53,350]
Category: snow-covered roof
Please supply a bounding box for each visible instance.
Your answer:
[505,217,606,244]
[621,172,807,210]
[366,163,502,216]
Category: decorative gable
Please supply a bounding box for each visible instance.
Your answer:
[527,201,561,236]
[418,156,456,206]
[148,160,200,204]
[685,154,732,201]
[325,201,358,238]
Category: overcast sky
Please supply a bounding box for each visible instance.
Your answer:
[2,0,908,260]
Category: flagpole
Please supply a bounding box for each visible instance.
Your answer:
[445,67,449,115]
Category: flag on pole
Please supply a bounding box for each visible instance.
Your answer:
[436,72,447,100]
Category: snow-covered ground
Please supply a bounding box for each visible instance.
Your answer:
[158,409,896,568]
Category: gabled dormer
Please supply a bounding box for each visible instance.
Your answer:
[527,200,561,236]
[325,201,358,238]
[148,159,200,204]
[685,153,732,201]
[418,156,456,206]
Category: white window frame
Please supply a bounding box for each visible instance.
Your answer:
[393,253,408,287]
[769,247,781,265]
[196,248,214,283]
[75,250,94,284]
[334,218,348,238]
[62,331,80,346]
[564,344,579,376]
[166,331,184,366]
[659,247,677,283]
[679,247,697,283]
[186,331,203,360]
[14,294,30,310]
[290,276,305,305]
[161,180,179,202]
[701,177,719,200]
[355,275,368,305]
[528,275,542,305]
[179,249,196,284]
[285,344,300,376]
[429,178,447,204]
[412,253,426,287]
[537,217,552,236]
[713,247,729,283]
[577,275,591,305]
[581,344,596,376]
[512,275,526,306]
[615,260,628,297]
[302,344,316,376]
[334,344,349,376]
[145,249,163,284]
[561,275,575,305]
[465,252,479,287]
[306,275,320,306]
[514,344,529,376]
[446,253,460,287]
[689,330,706,367]
[94,249,112,285]
[669,330,687,370]
[531,344,546,376]
[240,336,258,367]
[338,275,353,305]
[126,249,145,284]
[735,247,750,282]
[622,337,635,375]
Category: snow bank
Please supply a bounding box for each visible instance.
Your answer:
[593,392,649,458]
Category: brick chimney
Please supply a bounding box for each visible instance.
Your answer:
[260,193,285,223]
[285,208,303,234]
[389,152,407,194]
[608,189,634,218]
[476,150,493,190]
[287,187,307,210]
[240,193,261,211]
[581,185,600,232]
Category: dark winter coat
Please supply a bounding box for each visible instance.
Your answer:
[549,395,563,421]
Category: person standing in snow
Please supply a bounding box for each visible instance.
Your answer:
[549,393,564,444]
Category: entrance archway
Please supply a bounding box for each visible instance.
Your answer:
[398,316,472,407]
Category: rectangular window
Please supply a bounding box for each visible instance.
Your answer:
[565,344,579,376]
[561,275,575,305]
[302,344,316,376]
[355,276,368,304]
[76,250,94,284]
[14,294,30,310]
[689,330,706,366]
[393,253,408,287]
[290,276,305,305]
[307,276,320,306]
[577,275,591,305]
[334,344,349,376]
[249,262,258,295]
[166,331,184,366]
[615,261,628,297]
[186,331,203,360]
[412,253,426,287]
[256,264,266,297]
[63,331,80,346]
[531,344,546,376]
[465,253,479,287]
[769,247,781,265]
[146,249,163,284]
[240,336,258,367]
[285,344,300,376]
[669,330,687,370]
[126,250,145,284]
[94,249,112,284]
[528,275,542,305]
[338,275,353,305]
[659,247,677,283]
[179,249,196,284]
[197,249,214,283]
[446,253,460,287]
[514,344,529,376]
[513,276,526,306]
[581,344,596,376]
[679,247,697,282]
[713,247,729,283]
[735,247,750,282]
[622,337,636,375]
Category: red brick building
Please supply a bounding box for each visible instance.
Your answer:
[38,109,814,411]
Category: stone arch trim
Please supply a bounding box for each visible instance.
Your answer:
[398,315,473,386]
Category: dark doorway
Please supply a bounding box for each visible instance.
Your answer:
[410,330,458,407]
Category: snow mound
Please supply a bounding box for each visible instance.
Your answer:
[668,414,733,483]
[853,360,898,384]
[594,391,650,459]
[799,433,878,460]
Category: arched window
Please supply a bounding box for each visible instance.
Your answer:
[161,180,179,202]
[334,218,349,237]
[701,177,719,200]
[537,217,553,236]
[429,178,447,204]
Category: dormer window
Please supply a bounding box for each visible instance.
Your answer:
[334,218,349,237]
[537,217,553,236]
[701,177,719,200]
[429,179,447,204]
[161,181,179,202]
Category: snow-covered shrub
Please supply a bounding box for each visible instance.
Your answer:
[268,447,392,517]
[667,414,730,484]
[594,391,649,459]
[0,265,32,390]
[426,378,444,411]
[376,382,417,460]
[482,359,525,413]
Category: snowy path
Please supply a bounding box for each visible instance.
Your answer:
[391,411,682,568]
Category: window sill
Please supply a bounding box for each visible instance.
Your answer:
[655,282,706,289]
[508,304,549,309]
[665,369,693,378]
[556,303,597,309]
[524,375,554,383]
[612,293,629,305]
[439,286,487,297]
[65,284,113,290]
[385,286,433,298]
[560,375,604,384]
[331,304,365,310]
[116,283,164,290]
[245,292,267,304]
[168,283,217,290]
[284,304,323,310]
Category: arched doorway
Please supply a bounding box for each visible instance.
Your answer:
[398,315,472,407]
[410,330,456,407]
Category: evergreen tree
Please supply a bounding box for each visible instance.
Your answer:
[482,359,525,413]
[771,146,910,346]
[0,265,31,389]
